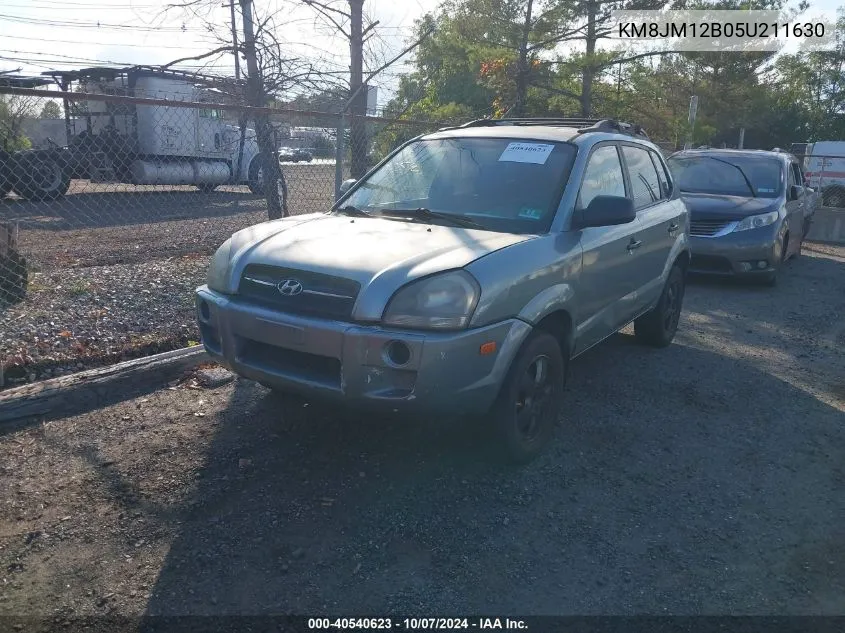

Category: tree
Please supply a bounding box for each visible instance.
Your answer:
[0,95,36,152]
[39,101,62,119]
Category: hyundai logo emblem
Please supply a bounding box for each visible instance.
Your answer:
[277,279,303,296]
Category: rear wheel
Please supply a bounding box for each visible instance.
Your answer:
[489,331,565,465]
[634,264,685,347]
[13,155,70,201]
[822,186,845,209]
[248,156,288,214]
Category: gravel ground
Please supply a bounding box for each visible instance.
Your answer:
[0,244,843,621]
[0,165,332,388]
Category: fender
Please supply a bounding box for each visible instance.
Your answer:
[515,283,576,326]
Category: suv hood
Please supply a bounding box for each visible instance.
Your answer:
[224,212,534,303]
[681,193,781,220]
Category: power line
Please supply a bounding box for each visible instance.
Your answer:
[1,33,216,50]
[0,13,199,32]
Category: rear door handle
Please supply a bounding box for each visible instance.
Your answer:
[627,239,642,251]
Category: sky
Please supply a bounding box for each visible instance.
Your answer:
[0,0,441,106]
[0,0,840,108]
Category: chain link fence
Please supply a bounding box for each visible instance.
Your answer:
[0,85,444,388]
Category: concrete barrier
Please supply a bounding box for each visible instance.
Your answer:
[807,207,845,245]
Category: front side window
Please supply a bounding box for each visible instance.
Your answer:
[341,137,577,234]
[667,154,783,198]
[622,145,662,209]
[578,145,626,210]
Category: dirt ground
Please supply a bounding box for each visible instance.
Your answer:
[0,164,333,388]
[0,243,843,624]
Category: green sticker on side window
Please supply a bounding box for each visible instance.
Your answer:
[518,207,544,219]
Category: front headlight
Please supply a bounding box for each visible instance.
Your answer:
[382,270,480,330]
[207,239,233,293]
[733,210,779,232]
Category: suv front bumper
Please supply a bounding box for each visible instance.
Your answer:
[195,286,531,416]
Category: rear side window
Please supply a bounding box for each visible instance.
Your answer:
[790,162,803,186]
[578,145,626,209]
[649,150,672,198]
[622,145,661,209]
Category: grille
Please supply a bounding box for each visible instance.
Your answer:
[690,218,733,237]
[238,340,341,388]
[690,254,733,273]
[238,264,360,320]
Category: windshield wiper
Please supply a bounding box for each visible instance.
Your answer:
[703,157,757,198]
[379,207,484,229]
[335,205,372,217]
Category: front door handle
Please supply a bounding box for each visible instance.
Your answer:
[627,239,642,252]
[668,222,679,233]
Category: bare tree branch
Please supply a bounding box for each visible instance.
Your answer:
[160,46,237,69]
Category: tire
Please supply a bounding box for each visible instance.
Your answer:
[489,331,566,465]
[822,186,845,209]
[634,264,685,347]
[0,251,28,305]
[761,231,789,286]
[248,155,288,215]
[196,183,218,193]
[12,155,70,201]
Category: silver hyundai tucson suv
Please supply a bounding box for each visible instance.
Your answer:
[196,118,690,463]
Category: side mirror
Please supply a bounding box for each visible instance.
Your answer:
[789,184,804,201]
[339,178,356,196]
[575,195,636,229]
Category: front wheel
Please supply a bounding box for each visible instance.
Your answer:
[634,264,685,347]
[489,331,566,465]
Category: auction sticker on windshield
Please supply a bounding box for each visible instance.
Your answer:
[498,142,555,164]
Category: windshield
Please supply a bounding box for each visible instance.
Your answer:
[340,137,577,234]
[667,154,783,198]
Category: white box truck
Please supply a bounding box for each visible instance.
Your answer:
[793,141,845,208]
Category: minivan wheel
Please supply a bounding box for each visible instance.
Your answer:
[490,331,565,465]
[634,264,685,348]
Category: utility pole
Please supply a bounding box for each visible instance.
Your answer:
[513,0,534,117]
[240,0,286,218]
[348,0,366,180]
[226,0,241,80]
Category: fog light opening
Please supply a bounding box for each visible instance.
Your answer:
[199,300,211,321]
[757,260,768,269]
[385,340,411,366]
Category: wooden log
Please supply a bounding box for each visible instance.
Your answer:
[0,220,18,259]
[0,346,211,425]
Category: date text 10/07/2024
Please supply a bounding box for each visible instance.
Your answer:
[307,618,529,630]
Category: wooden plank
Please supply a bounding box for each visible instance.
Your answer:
[0,346,210,425]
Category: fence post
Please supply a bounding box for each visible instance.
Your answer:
[334,113,346,202]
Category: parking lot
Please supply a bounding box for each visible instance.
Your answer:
[0,164,336,386]
[1,242,843,619]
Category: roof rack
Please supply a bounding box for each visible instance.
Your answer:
[576,119,649,139]
[457,117,648,139]
[459,117,602,128]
